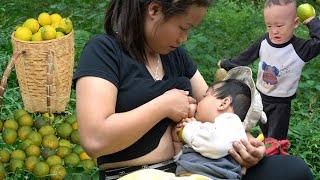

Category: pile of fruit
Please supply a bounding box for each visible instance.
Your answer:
[0,109,96,179]
[14,12,73,41]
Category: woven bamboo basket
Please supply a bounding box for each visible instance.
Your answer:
[0,31,74,114]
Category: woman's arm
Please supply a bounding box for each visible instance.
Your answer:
[76,76,193,158]
[190,70,208,102]
[229,132,266,169]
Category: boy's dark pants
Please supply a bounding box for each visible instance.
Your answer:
[259,101,291,140]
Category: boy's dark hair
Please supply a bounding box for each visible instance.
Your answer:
[105,0,213,64]
[210,79,251,121]
[264,0,296,8]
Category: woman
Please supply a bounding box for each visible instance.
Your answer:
[74,0,313,179]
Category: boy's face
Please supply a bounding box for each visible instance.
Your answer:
[195,84,224,123]
[264,3,298,45]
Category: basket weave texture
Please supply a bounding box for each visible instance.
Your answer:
[11,31,74,113]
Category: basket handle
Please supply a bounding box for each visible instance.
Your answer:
[47,51,54,122]
[0,51,26,109]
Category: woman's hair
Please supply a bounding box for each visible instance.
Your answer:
[209,79,251,121]
[105,0,213,64]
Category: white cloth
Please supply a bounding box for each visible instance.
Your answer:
[181,113,247,159]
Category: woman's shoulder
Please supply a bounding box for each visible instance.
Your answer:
[86,33,119,49]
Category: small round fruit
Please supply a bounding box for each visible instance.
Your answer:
[11,149,26,160]
[25,156,39,172]
[64,153,80,167]
[15,27,32,41]
[18,126,32,140]
[46,155,62,167]
[4,119,19,130]
[0,149,10,163]
[10,159,24,172]
[23,18,40,34]
[50,164,67,180]
[33,161,50,177]
[2,128,17,145]
[26,145,41,157]
[297,3,316,22]
[38,12,52,26]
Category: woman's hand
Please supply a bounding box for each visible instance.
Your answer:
[229,138,265,171]
[163,89,196,122]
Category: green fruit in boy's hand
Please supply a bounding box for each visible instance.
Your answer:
[214,68,228,82]
[297,3,316,23]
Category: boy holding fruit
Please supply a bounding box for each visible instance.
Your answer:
[172,67,266,179]
[219,0,320,140]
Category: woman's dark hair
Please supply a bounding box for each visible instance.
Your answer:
[210,79,251,121]
[105,0,213,64]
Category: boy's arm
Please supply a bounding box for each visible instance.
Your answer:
[294,17,320,62]
[220,36,265,71]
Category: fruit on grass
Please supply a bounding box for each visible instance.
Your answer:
[57,123,72,138]
[297,3,316,22]
[0,120,3,132]
[0,149,10,163]
[41,148,56,159]
[4,119,19,130]
[59,139,72,148]
[27,131,42,146]
[42,134,59,149]
[64,153,80,166]
[33,161,50,177]
[80,159,95,172]
[46,155,62,167]
[50,164,67,180]
[18,114,33,126]
[11,149,26,161]
[66,114,76,124]
[26,145,41,157]
[10,159,24,172]
[56,146,71,158]
[25,156,39,171]
[39,125,55,137]
[15,27,32,41]
[14,109,28,121]
[214,68,228,82]
[20,139,33,150]
[0,163,5,179]
[3,128,18,145]
[18,126,32,140]
[70,130,80,144]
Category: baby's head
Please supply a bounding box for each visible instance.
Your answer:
[264,0,298,45]
[195,79,251,123]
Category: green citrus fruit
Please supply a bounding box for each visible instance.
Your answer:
[57,123,72,138]
[18,126,32,140]
[14,109,28,121]
[42,134,59,149]
[26,145,41,157]
[4,119,19,130]
[3,128,18,145]
[33,161,50,177]
[73,145,84,155]
[25,156,39,172]
[46,155,62,167]
[0,149,10,163]
[50,164,67,180]
[27,131,42,146]
[58,139,72,148]
[10,159,24,172]
[18,114,33,126]
[0,163,5,179]
[20,139,33,150]
[39,125,55,137]
[56,146,71,158]
[11,149,26,160]
[80,159,95,172]
[70,130,80,144]
[66,114,76,124]
[64,153,80,167]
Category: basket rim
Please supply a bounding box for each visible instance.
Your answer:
[11,29,74,44]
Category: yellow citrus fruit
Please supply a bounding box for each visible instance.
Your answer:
[0,163,5,179]
[27,131,42,146]
[0,149,10,163]
[38,12,52,26]
[15,27,32,41]
[2,128,17,145]
[56,18,73,34]
[23,18,40,34]
[18,114,33,127]
[39,125,55,137]
[32,31,43,41]
[297,3,316,22]
[41,25,57,40]
[46,155,62,167]
[14,109,28,121]
[10,159,24,172]
[42,113,55,122]
[73,144,84,155]
[58,139,72,148]
[50,164,67,180]
[26,145,41,157]
[11,149,26,161]
[64,153,80,167]
[25,156,39,172]
[80,159,95,172]
[18,126,32,140]
[71,122,78,130]
[56,31,64,39]
[42,134,59,149]
[4,119,19,130]
[70,130,80,144]
[33,161,50,177]
[20,139,33,150]
[41,148,56,159]
[57,123,72,138]
[79,152,91,161]
[50,13,62,25]
[56,146,71,158]
[256,133,265,142]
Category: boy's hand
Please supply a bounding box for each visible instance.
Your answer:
[303,16,315,25]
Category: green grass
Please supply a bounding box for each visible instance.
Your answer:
[0,0,319,179]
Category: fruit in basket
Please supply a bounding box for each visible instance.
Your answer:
[297,3,316,22]
[23,18,40,34]
[32,31,43,41]
[41,25,57,40]
[56,31,65,39]
[38,12,52,26]
[15,27,32,41]
[56,18,73,34]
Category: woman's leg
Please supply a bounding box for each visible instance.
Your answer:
[243,155,313,180]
